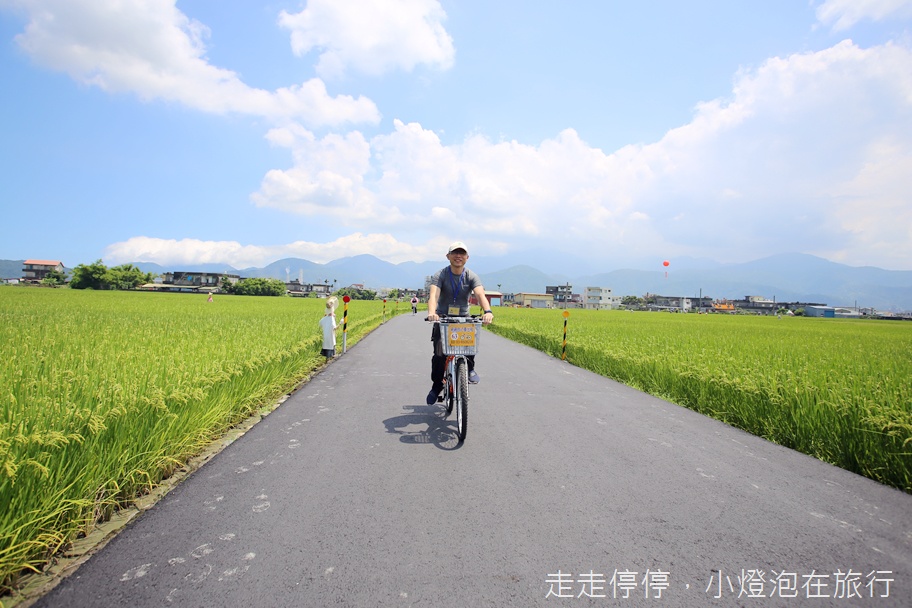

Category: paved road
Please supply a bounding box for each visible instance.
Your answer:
[34,313,911,607]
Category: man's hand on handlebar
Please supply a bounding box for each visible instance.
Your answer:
[425,312,492,324]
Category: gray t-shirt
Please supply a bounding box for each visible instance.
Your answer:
[432,266,482,316]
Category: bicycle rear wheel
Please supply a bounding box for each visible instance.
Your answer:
[454,358,469,442]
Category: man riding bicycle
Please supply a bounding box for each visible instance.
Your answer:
[426,241,494,405]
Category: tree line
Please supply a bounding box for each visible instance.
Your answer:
[68,260,156,290]
[61,261,381,299]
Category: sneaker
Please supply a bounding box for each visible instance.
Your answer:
[426,386,441,405]
[468,370,480,384]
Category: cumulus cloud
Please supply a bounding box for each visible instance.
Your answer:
[253,125,378,217]
[104,234,457,267]
[247,40,912,269]
[636,40,912,267]
[251,121,639,244]
[5,0,379,125]
[816,0,912,31]
[278,0,454,78]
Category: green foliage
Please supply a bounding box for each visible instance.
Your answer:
[226,277,287,296]
[335,286,377,300]
[68,259,109,290]
[40,269,67,286]
[68,261,155,290]
[487,308,912,492]
[108,264,155,290]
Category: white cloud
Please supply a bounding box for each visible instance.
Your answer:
[5,0,379,125]
[247,40,912,269]
[253,126,379,218]
[278,0,454,78]
[817,0,912,31]
[251,120,642,246]
[104,234,456,267]
[635,40,912,267]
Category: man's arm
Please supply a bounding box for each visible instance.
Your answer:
[427,285,440,321]
[473,286,494,325]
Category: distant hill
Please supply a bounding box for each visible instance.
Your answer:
[0,259,24,279]
[479,265,566,294]
[575,254,912,311]
[2,253,909,311]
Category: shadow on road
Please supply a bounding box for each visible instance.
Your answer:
[382,404,463,450]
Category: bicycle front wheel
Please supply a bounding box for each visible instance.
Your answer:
[454,358,469,442]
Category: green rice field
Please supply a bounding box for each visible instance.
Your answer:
[0,288,403,592]
[487,307,912,493]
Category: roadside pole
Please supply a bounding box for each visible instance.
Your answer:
[562,310,570,361]
[342,295,350,353]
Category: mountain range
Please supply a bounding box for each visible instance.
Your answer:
[2,253,910,311]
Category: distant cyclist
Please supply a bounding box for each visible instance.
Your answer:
[425,241,494,405]
[411,295,419,315]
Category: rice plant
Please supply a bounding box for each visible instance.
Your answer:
[0,288,398,592]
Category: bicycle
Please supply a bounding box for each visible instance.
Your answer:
[428,314,482,443]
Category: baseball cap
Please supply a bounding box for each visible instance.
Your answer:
[448,241,469,254]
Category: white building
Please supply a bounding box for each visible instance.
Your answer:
[584,287,621,310]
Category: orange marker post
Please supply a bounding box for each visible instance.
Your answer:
[562,310,570,361]
[342,295,351,353]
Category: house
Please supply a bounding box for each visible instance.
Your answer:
[286,280,334,296]
[649,295,692,312]
[805,305,836,318]
[469,290,503,307]
[159,271,241,292]
[22,259,65,283]
[513,292,554,308]
[834,307,863,319]
[731,295,777,315]
[584,287,621,310]
[546,284,573,307]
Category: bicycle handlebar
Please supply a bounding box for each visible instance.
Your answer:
[425,314,483,322]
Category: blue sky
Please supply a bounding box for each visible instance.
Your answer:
[2,0,911,272]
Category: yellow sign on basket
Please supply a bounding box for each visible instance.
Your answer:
[447,324,476,347]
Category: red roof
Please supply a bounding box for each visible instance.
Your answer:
[24,260,63,266]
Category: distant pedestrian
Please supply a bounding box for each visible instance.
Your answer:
[319,296,339,359]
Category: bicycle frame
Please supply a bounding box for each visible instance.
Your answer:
[433,315,481,443]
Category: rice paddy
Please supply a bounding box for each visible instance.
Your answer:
[0,288,401,592]
[486,307,912,492]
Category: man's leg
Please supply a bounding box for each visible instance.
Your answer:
[467,355,479,384]
[428,325,445,404]
[431,354,446,386]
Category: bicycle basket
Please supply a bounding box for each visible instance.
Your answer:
[438,321,481,355]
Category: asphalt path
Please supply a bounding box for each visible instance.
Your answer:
[33,313,911,607]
